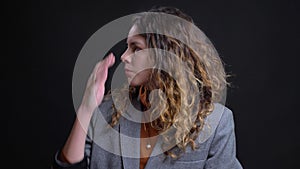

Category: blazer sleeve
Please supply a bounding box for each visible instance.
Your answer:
[51,135,92,169]
[51,96,113,169]
[204,107,243,169]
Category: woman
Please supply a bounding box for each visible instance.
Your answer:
[52,6,243,169]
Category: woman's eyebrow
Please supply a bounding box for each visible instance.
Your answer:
[126,40,143,47]
[126,37,144,46]
[129,42,141,46]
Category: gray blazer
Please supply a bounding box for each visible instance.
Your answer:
[53,97,243,169]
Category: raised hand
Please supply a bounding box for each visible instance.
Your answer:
[60,53,115,164]
[80,53,115,115]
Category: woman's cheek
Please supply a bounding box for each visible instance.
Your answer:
[130,71,150,86]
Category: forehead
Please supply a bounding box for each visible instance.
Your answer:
[128,24,139,37]
[127,25,145,43]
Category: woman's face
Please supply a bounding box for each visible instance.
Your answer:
[121,25,154,86]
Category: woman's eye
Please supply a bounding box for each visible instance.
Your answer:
[133,47,141,52]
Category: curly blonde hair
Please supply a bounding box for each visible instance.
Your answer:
[110,6,228,158]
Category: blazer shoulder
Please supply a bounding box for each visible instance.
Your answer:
[197,103,234,144]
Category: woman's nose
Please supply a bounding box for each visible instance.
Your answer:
[120,49,131,63]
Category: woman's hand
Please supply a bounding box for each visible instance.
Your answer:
[79,53,115,114]
[60,53,115,164]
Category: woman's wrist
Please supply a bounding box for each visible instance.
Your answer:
[76,105,94,130]
[78,103,94,116]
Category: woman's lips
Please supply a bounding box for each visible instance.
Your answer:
[124,69,133,77]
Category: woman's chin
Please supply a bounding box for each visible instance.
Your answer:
[129,80,139,86]
[128,77,145,86]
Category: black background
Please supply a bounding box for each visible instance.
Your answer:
[6,0,300,168]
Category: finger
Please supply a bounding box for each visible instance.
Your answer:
[97,53,112,73]
[93,53,115,84]
[92,61,102,82]
[104,53,113,64]
[92,60,102,76]
[93,53,111,75]
[107,53,115,68]
[94,54,111,81]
